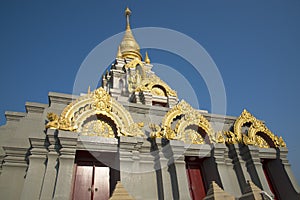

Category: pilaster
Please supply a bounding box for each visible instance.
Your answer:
[53,130,78,200]
[157,139,173,200]
[138,138,159,200]
[20,137,48,200]
[240,145,274,198]
[278,147,300,193]
[40,129,60,200]
[0,146,28,200]
[212,143,239,197]
[228,144,249,194]
[119,136,144,200]
[166,140,191,200]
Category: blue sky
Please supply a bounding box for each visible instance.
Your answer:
[0,1,299,183]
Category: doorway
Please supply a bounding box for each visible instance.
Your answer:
[73,165,109,200]
[72,151,120,200]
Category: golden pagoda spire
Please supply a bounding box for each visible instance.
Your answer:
[119,7,142,60]
[145,51,150,64]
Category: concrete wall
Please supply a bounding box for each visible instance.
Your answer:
[0,91,299,200]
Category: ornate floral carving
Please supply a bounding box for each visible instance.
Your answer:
[180,129,204,144]
[274,136,286,147]
[92,87,112,113]
[124,58,144,69]
[45,87,143,138]
[230,109,286,148]
[45,112,77,131]
[122,123,145,137]
[46,112,59,129]
[81,120,115,138]
[216,132,225,144]
[224,131,239,144]
[151,100,214,144]
[149,123,163,138]
[151,87,166,97]
[135,75,177,97]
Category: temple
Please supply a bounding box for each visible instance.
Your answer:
[0,8,299,200]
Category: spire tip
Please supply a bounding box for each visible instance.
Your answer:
[145,52,150,64]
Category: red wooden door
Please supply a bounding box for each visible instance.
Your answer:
[185,157,207,200]
[73,166,93,200]
[186,164,206,200]
[73,165,110,200]
[94,167,110,200]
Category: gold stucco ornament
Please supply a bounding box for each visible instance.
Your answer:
[149,123,163,138]
[46,113,77,131]
[81,120,115,138]
[121,123,145,137]
[135,75,177,97]
[150,100,215,144]
[228,109,286,148]
[45,87,145,138]
[92,87,112,113]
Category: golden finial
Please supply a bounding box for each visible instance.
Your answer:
[119,7,142,60]
[88,86,91,94]
[125,7,131,30]
[145,51,150,64]
[117,46,122,58]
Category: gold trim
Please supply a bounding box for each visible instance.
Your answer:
[124,58,144,69]
[135,75,177,97]
[150,100,215,144]
[92,87,112,113]
[46,87,145,138]
[230,109,286,148]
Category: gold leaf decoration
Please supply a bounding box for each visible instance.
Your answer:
[92,87,112,113]
[81,120,115,138]
[231,109,286,148]
[122,123,145,137]
[151,100,214,144]
[135,75,177,97]
[45,112,77,131]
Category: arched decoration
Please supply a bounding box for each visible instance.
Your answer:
[150,100,218,144]
[135,75,177,97]
[151,85,167,97]
[124,58,144,69]
[46,87,144,137]
[81,114,116,138]
[229,109,286,148]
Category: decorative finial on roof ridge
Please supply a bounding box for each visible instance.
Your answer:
[117,46,122,59]
[145,51,150,64]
